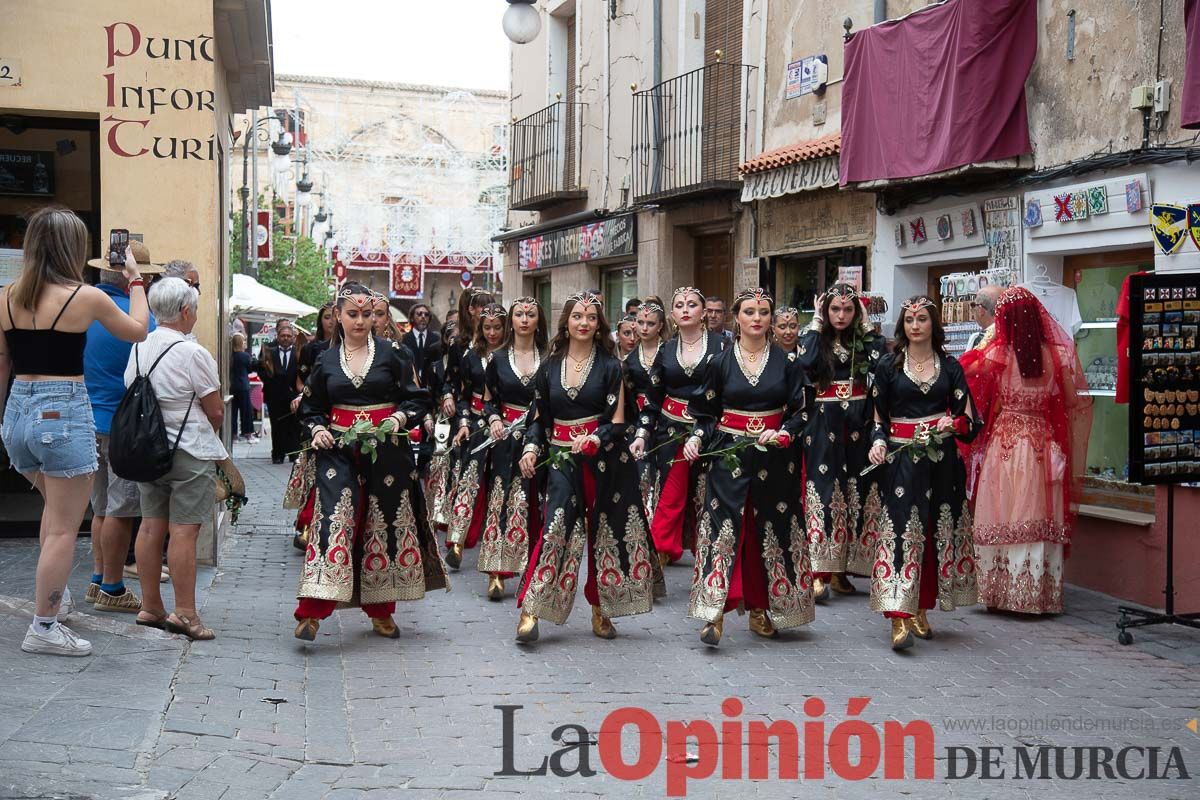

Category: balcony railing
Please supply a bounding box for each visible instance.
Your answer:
[632,62,757,205]
[509,101,588,211]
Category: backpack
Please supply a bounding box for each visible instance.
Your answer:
[109,341,196,482]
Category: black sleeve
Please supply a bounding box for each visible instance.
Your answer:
[688,349,727,447]
[299,352,332,434]
[525,360,552,453]
[483,354,502,423]
[595,357,625,447]
[945,357,982,444]
[781,352,811,438]
[870,354,895,447]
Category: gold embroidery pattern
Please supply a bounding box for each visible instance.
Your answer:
[425,451,451,529]
[446,459,483,545]
[299,488,355,602]
[522,508,586,624]
[804,480,828,563]
[948,500,979,609]
[850,482,883,575]
[358,495,392,601]
[387,491,430,601]
[762,518,815,629]
[868,506,922,615]
[283,451,315,509]
[977,551,1062,613]
[688,514,736,622]
[476,475,509,573]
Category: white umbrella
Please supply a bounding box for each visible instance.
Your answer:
[229,273,318,318]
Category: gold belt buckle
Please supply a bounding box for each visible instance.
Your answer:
[570,424,589,439]
[745,415,766,435]
[835,382,852,400]
[354,409,372,423]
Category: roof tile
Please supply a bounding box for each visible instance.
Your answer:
[739,132,841,175]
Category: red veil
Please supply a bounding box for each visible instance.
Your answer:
[960,287,1092,547]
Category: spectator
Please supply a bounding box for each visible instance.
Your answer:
[402,303,440,375]
[261,320,301,463]
[625,297,640,316]
[230,333,256,441]
[1,206,148,657]
[966,285,1002,350]
[84,259,162,615]
[704,296,732,339]
[125,277,226,640]
[162,260,200,341]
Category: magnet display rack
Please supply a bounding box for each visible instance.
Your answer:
[937,267,1016,356]
[1117,271,1200,645]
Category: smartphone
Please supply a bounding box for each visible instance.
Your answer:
[108,229,129,268]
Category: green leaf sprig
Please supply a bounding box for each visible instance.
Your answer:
[860,423,950,476]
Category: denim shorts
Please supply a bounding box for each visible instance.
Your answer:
[2,380,98,478]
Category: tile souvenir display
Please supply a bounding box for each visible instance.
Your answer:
[1069,192,1090,220]
[936,213,953,241]
[1125,179,1144,214]
[1087,185,1108,215]
[1054,192,1073,222]
[909,217,927,244]
[1024,198,1043,228]
[961,207,977,236]
[895,222,906,248]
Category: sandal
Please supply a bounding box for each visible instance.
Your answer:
[136,611,168,630]
[165,613,216,641]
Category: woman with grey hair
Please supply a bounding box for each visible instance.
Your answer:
[123,277,226,640]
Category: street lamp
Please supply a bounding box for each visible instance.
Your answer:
[240,114,292,277]
[502,0,541,44]
[271,132,292,173]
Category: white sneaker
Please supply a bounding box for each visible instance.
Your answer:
[21,622,92,657]
[56,585,74,622]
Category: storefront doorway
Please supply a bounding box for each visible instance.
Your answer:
[602,265,637,319]
[695,233,731,304]
[775,246,867,326]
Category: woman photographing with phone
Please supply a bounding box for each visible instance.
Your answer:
[0,208,149,657]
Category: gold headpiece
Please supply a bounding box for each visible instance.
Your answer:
[638,302,665,315]
[672,286,704,301]
[827,284,860,300]
[480,303,508,320]
[565,291,603,309]
[734,287,773,304]
[337,286,372,308]
[774,306,800,318]
[901,296,937,314]
[995,286,1036,309]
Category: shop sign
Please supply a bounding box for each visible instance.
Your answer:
[518,213,636,271]
[0,57,22,87]
[0,150,54,197]
[785,55,828,99]
[758,189,875,256]
[838,266,864,291]
[741,156,839,202]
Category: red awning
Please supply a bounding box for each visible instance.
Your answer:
[839,0,1036,187]
[740,133,840,175]
[1185,0,1200,129]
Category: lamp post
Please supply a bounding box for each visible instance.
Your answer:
[240,114,292,278]
[502,0,541,44]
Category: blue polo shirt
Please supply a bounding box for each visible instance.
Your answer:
[84,283,156,435]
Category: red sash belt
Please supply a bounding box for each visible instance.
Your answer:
[661,395,693,423]
[470,394,484,414]
[501,403,528,424]
[718,407,784,437]
[888,414,944,443]
[329,403,397,431]
[816,380,867,402]
[551,416,599,447]
[636,393,648,411]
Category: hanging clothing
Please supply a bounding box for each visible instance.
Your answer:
[962,287,1091,613]
[863,352,981,618]
[796,325,885,576]
[295,336,447,618]
[517,348,662,624]
[644,331,727,563]
[477,347,543,577]
[1019,282,1082,337]
[686,344,815,629]
[624,340,664,519]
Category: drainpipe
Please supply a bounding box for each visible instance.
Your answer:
[874,0,887,24]
[651,0,662,196]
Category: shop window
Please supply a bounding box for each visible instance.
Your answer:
[536,277,552,318]
[602,267,638,320]
[1067,250,1156,513]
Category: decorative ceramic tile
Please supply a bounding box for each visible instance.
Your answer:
[935,213,953,241]
[1069,192,1089,220]
[1024,198,1043,228]
[895,222,906,248]
[1150,203,1188,255]
[1125,179,1144,214]
[1053,193,1073,222]
[1087,185,1108,215]
[909,217,927,244]
[961,208,977,236]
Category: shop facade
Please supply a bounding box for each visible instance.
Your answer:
[0,1,272,556]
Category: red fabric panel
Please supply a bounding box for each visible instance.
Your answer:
[1185,0,1200,129]
[839,0,1036,186]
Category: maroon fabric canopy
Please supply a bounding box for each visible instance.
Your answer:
[839,0,1036,186]
[1185,0,1200,129]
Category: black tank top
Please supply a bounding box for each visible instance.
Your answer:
[4,285,88,376]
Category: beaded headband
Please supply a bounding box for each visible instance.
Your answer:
[827,284,860,300]
[337,286,372,308]
[565,291,603,309]
[774,306,800,318]
[638,302,665,315]
[901,296,937,314]
[734,287,773,304]
[672,286,704,302]
[619,314,638,325]
[510,296,539,314]
[479,303,508,320]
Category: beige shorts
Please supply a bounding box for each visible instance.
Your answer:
[92,434,142,518]
[138,451,217,525]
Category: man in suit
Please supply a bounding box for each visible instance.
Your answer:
[401,303,440,374]
[262,320,302,464]
[705,296,734,340]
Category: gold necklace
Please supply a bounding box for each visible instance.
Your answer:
[910,353,935,374]
[680,333,704,352]
[741,342,767,362]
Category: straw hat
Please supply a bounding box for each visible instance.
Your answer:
[87,239,165,274]
[215,456,247,503]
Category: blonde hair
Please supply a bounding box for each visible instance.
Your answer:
[232,333,247,352]
[11,206,87,311]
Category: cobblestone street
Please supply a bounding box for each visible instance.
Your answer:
[0,441,1198,799]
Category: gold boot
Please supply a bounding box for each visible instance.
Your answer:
[909,609,933,640]
[444,542,463,570]
[294,617,320,641]
[487,574,505,601]
[890,618,914,651]
[700,614,724,647]
[748,609,778,639]
[371,616,400,639]
[830,573,857,595]
[591,606,617,640]
[813,577,830,604]
[516,611,539,643]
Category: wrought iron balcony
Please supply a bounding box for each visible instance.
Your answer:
[632,62,757,205]
[509,101,588,211]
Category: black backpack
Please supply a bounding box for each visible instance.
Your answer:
[109,341,196,482]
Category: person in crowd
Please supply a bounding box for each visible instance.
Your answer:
[796,285,885,602]
[283,302,335,551]
[966,285,1002,351]
[615,314,638,357]
[444,303,507,569]
[261,319,301,464]
[84,256,161,614]
[514,291,660,643]
[124,278,225,640]
[864,296,981,650]
[961,286,1091,614]
[294,329,310,352]
[476,297,547,600]
[162,260,201,342]
[421,319,455,526]
[772,306,802,356]
[624,300,667,519]
[371,293,403,341]
[293,282,445,642]
[705,296,733,340]
[230,334,256,442]
[402,303,440,375]
[625,298,641,316]
[0,206,148,657]
[631,287,726,568]
[684,288,814,646]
